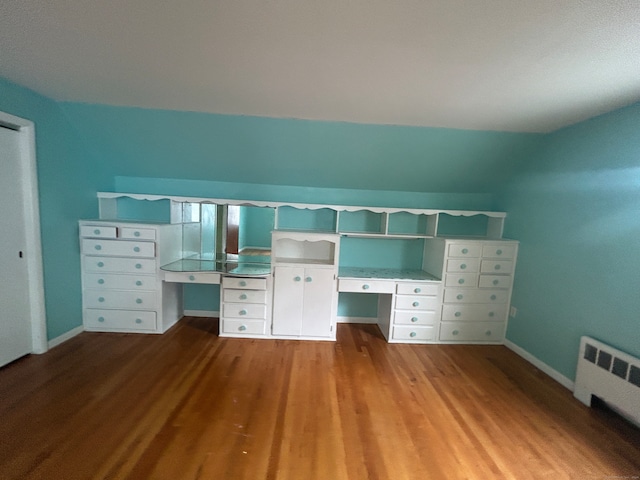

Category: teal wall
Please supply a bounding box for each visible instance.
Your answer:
[498,102,640,380]
[0,78,111,339]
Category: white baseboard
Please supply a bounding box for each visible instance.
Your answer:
[504,339,575,391]
[47,325,84,350]
[337,316,378,324]
[184,310,219,318]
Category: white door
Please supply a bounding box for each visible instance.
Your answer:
[271,266,304,336]
[0,125,32,367]
[300,267,335,338]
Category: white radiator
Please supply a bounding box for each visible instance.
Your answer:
[574,336,640,426]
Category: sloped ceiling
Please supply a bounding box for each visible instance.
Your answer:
[1,0,639,133]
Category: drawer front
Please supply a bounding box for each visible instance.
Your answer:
[447,244,482,258]
[439,322,505,342]
[392,325,436,342]
[444,273,478,288]
[443,289,508,304]
[222,277,267,290]
[83,273,156,291]
[395,282,440,296]
[478,274,513,289]
[482,244,516,259]
[395,295,439,311]
[480,260,514,274]
[119,227,156,241]
[82,239,156,258]
[338,278,395,294]
[83,257,156,274]
[84,309,157,331]
[222,303,267,319]
[442,304,508,322]
[80,225,118,239]
[221,319,266,335]
[84,289,157,310]
[164,271,221,284]
[445,258,480,273]
[223,289,267,304]
[393,310,438,326]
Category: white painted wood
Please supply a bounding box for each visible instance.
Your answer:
[337,278,395,294]
[47,325,84,350]
[392,325,437,342]
[271,266,305,336]
[163,271,221,284]
[183,309,219,317]
[300,267,335,338]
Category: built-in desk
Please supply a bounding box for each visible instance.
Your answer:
[161,254,271,283]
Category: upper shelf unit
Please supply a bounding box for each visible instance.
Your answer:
[96,192,507,239]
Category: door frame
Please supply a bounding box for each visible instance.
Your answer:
[0,110,47,354]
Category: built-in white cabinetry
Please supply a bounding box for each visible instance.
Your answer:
[220,276,270,337]
[79,220,183,333]
[271,231,340,340]
[424,238,518,344]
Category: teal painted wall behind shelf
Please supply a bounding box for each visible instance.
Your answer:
[497,102,640,381]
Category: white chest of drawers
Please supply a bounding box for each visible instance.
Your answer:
[220,276,271,337]
[424,238,518,344]
[79,220,183,333]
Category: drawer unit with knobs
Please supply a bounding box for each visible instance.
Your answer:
[424,238,518,344]
[79,220,183,334]
[220,275,271,337]
[389,281,442,344]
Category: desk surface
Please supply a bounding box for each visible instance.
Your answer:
[338,267,440,281]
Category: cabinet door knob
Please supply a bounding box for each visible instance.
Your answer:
[490,295,497,301]
[414,287,421,293]
[94,244,102,251]
[495,264,501,270]
[94,229,101,235]
[134,231,141,237]
[135,263,142,269]
[239,309,247,315]
[493,279,499,285]
[240,294,247,300]
[455,311,461,317]
[412,301,419,307]
[362,284,370,290]
[409,332,417,338]
[496,249,502,255]
[136,298,143,304]
[460,263,467,270]
[133,246,141,253]
[98,316,105,323]
[456,294,463,300]
[305,277,312,282]
[97,261,104,268]
[98,297,105,302]
[189,275,195,281]
[238,325,247,331]
[411,317,418,323]
[98,278,105,285]
[239,280,247,287]
[489,311,495,317]
[452,330,459,336]
[294,276,301,282]
[485,330,492,336]
[461,248,468,254]
[458,278,465,285]
[135,318,142,324]
[136,280,143,286]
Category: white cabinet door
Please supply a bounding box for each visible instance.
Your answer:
[272,266,335,338]
[272,266,305,336]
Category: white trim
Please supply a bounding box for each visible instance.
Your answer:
[48,325,84,349]
[504,339,575,391]
[184,309,219,318]
[337,316,378,324]
[0,111,48,355]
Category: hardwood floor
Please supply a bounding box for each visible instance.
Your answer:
[1,318,638,480]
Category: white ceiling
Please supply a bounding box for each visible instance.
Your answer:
[1,0,639,133]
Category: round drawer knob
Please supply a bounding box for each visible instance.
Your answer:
[409,332,417,338]
[412,302,419,307]
[94,229,101,235]
[457,294,463,300]
[490,295,497,301]
[452,330,459,336]
[240,309,247,315]
[135,263,142,269]
[455,311,461,317]
[136,280,143,286]
[133,246,141,253]
[136,298,143,304]
[98,297,105,302]
[94,245,102,251]
[294,276,301,282]
[98,316,105,323]
[411,317,418,323]
[238,325,247,331]
[240,281,247,287]
[462,248,468,254]
[493,279,499,285]
[135,318,142,324]
[495,265,501,270]
[489,311,495,317]
[485,330,492,336]
[458,278,465,285]
[189,275,195,281]
[414,287,421,293]
[97,262,104,268]
[362,284,370,290]
[240,294,247,300]
[496,249,502,255]
[460,264,467,270]
[98,278,105,285]
[305,277,312,282]
[134,231,141,237]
